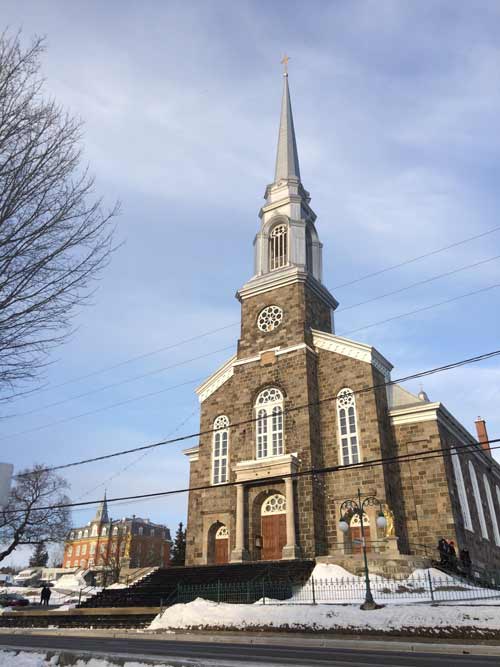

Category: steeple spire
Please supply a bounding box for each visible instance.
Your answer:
[274,67,301,184]
[94,491,109,524]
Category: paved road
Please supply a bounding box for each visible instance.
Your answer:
[1,634,500,666]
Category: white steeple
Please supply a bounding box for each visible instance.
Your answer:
[236,62,338,329]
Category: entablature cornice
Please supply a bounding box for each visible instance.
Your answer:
[234,453,300,483]
[237,267,338,311]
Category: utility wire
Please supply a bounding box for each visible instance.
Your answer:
[337,254,500,313]
[341,282,500,336]
[7,436,500,516]
[332,223,500,290]
[1,323,239,401]
[6,224,499,405]
[12,347,500,479]
[0,377,206,442]
[5,280,500,440]
[11,345,234,418]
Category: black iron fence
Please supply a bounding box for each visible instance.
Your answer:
[177,573,500,606]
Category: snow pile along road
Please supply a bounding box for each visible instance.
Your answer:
[150,597,500,637]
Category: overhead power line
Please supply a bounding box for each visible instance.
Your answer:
[7,435,500,516]
[332,223,500,290]
[5,279,500,439]
[337,254,500,313]
[12,347,500,479]
[341,282,500,336]
[11,345,234,418]
[6,223,499,405]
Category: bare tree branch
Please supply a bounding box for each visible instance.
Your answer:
[0,464,70,563]
[0,30,118,401]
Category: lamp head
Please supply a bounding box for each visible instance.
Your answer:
[376,512,387,530]
[338,518,349,534]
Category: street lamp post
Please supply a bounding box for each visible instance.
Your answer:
[338,488,387,610]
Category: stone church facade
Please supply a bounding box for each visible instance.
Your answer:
[184,72,500,573]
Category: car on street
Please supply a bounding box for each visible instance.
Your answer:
[0,592,29,607]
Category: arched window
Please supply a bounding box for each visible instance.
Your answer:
[269,224,288,271]
[91,525,98,537]
[102,527,107,536]
[483,475,500,546]
[255,388,284,459]
[77,531,82,539]
[261,493,286,515]
[451,449,473,531]
[337,388,360,465]
[67,546,73,556]
[469,462,488,540]
[215,525,229,539]
[84,529,89,538]
[212,415,229,484]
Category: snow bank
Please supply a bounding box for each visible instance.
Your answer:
[0,650,177,666]
[150,597,500,634]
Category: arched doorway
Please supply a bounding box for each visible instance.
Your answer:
[261,493,287,560]
[350,513,371,555]
[215,525,229,564]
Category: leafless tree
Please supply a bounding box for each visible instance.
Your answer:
[0,31,117,400]
[0,464,70,563]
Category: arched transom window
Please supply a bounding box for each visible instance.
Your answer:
[261,493,286,515]
[350,513,370,527]
[212,415,229,485]
[269,224,288,271]
[337,388,360,465]
[469,461,488,540]
[215,525,229,539]
[255,388,284,459]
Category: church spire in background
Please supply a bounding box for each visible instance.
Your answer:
[274,56,301,184]
[94,490,109,524]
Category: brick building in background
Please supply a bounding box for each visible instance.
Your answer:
[183,71,500,574]
[63,495,171,574]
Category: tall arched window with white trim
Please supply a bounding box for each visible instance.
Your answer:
[469,461,489,540]
[337,388,360,465]
[483,475,500,546]
[451,449,473,531]
[212,415,229,485]
[255,388,284,458]
[269,224,288,271]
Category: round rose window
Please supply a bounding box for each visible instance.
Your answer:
[257,305,283,332]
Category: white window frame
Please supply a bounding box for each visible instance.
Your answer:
[75,545,80,556]
[451,449,473,531]
[483,475,500,546]
[255,388,284,459]
[212,415,229,484]
[269,224,288,271]
[337,388,361,465]
[469,461,489,540]
[90,543,96,554]
[81,544,87,555]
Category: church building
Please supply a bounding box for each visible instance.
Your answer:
[183,71,500,574]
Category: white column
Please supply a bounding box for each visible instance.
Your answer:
[230,484,249,562]
[282,477,301,559]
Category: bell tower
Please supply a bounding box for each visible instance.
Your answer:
[236,68,338,358]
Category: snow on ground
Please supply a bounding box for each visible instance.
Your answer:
[0,651,178,666]
[150,597,500,634]
[0,583,100,608]
[288,564,500,604]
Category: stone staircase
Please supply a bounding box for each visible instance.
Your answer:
[79,559,315,608]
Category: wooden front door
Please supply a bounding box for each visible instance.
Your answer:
[215,537,229,564]
[351,526,371,555]
[261,514,287,561]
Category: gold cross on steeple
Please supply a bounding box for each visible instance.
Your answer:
[281,54,290,75]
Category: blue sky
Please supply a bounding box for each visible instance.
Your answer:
[2,1,500,565]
